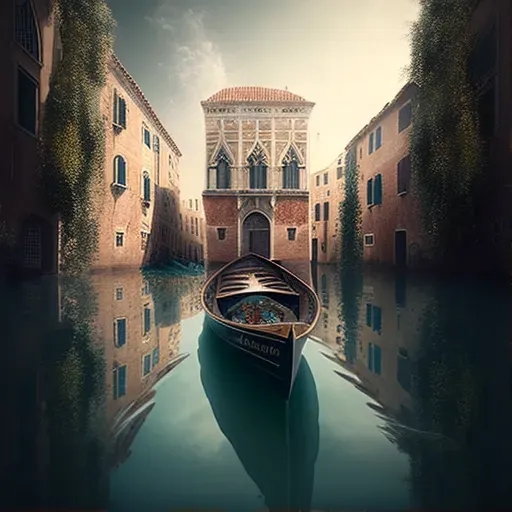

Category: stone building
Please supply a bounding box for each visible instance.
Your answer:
[201,86,315,267]
[94,55,183,270]
[347,83,427,269]
[0,0,59,275]
[178,197,205,263]
[310,153,345,263]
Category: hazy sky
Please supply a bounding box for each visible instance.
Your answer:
[107,0,420,200]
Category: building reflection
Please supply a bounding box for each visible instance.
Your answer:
[311,264,512,509]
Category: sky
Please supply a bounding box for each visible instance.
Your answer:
[106,0,420,200]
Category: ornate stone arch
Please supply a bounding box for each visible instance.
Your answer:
[279,142,304,167]
[246,140,269,165]
[209,139,234,166]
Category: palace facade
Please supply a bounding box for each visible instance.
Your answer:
[201,87,315,267]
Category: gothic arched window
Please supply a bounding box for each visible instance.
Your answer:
[282,146,300,189]
[248,144,268,189]
[15,0,40,61]
[215,148,231,189]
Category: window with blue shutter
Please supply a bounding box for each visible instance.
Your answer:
[368,343,374,371]
[374,345,382,374]
[115,318,126,346]
[373,174,382,205]
[118,365,126,396]
[153,134,160,153]
[143,127,151,148]
[143,354,151,376]
[143,172,151,201]
[373,305,382,333]
[366,303,372,326]
[369,133,374,154]
[114,155,126,186]
[143,306,151,335]
[367,179,373,205]
[113,89,119,124]
[119,98,126,128]
[375,126,382,149]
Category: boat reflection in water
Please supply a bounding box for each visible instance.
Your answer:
[198,323,319,511]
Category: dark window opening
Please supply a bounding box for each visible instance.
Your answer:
[216,159,231,189]
[398,103,412,132]
[287,227,296,240]
[369,133,374,154]
[217,228,226,240]
[17,68,37,134]
[397,155,411,194]
[314,203,321,221]
[323,202,329,221]
[375,126,382,149]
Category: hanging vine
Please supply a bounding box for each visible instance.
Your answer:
[408,0,483,268]
[40,0,115,274]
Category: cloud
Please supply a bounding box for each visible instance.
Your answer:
[146,6,229,198]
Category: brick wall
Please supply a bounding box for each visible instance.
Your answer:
[203,195,239,262]
[273,197,310,261]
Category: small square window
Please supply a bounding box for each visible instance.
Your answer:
[217,227,226,240]
[327,190,330,196]
[364,234,374,246]
[287,228,296,241]
[115,232,124,247]
[337,166,343,179]
[115,287,123,300]
[316,175,320,186]
[323,173,328,185]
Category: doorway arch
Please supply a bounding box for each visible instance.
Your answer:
[242,212,270,258]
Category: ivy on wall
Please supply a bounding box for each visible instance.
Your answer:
[40,0,115,274]
[408,0,483,268]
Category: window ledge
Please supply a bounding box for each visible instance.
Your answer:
[397,191,408,197]
[15,123,38,140]
[112,182,127,189]
[15,42,43,67]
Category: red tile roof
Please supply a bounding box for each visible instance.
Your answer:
[203,86,311,104]
[111,54,182,157]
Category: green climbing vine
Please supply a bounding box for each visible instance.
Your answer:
[408,0,483,268]
[40,0,115,274]
[338,146,363,362]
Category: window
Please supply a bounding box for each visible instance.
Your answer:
[316,175,320,186]
[189,199,192,209]
[375,126,382,149]
[368,343,382,375]
[141,231,149,251]
[373,174,382,204]
[283,160,299,189]
[369,132,374,154]
[115,231,124,247]
[152,348,160,368]
[337,166,343,179]
[323,202,329,221]
[327,190,330,196]
[113,89,126,128]
[366,303,382,333]
[15,0,40,60]
[367,178,373,205]
[287,228,296,240]
[364,234,374,246]
[143,306,151,335]
[142,171,151,202]
[142,280,150,296]
[314,203,321,221]
[249,162,267,189]
[114,318,126,347]
[113,365,127,399]
[113,155,127,186]
[217,228,226,240]
[216,159,231,189]
[143,354,151,376]
[323,173,328,185]
[143,127,151,148]
[17,68,37,134]
[195,218,198,236]
[195,199,199,211]
[397,155,411,194]
[398,103,412,132]
[153,134,160,153]
[115,287,123,300]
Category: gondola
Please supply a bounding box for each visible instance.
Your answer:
[201,253,320,397]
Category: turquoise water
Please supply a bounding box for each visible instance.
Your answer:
[3,264,512,510]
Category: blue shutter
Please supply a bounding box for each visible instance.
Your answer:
[113,369,118,399]
[369,133,374,154]
[376,127,382,149]
[368,343,374,371]
[152,348,159,367]
[118,158,126,186]
[113,89,118,124]
[374,174,382,204]
[374,345,382,374]
[144,307,151,333]
[143,176,151,201]
[117,318,126,346]
[119,98,126,128]
[118,366,126,396]
[143,355,151,375]
[373,306,382,333]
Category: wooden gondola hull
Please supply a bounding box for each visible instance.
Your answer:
[204,314,305,396]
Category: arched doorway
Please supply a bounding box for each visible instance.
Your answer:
[242,212,270,258]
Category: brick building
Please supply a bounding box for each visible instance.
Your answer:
[310,153,345,263]
[347,83,428,269]
[201,87,315,268]
[468,0,512,273]
[94,55,183,270]
[178,197,205,263]
[0,0,59,275]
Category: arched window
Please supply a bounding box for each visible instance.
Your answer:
[15,0,40,61]
[248,144,268,189]
[282,146,300,189]
[113,156,127,186]
[215,148,231,189]
[142,170,151,201]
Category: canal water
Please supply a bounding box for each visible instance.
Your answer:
[2,263,512,511]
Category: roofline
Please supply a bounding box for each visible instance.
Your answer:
[200,100,315,108]
[344,81,418,151]
[111,54,182,158]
